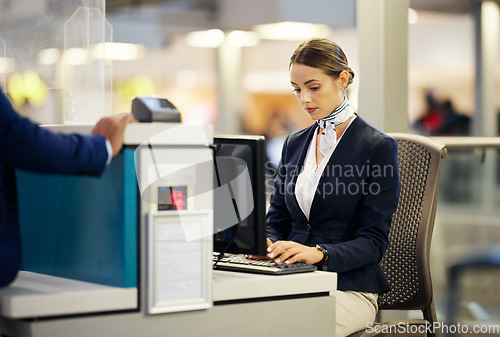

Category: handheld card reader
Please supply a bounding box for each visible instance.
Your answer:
[131,96,181,123]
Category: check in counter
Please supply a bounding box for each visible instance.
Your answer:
[0,272,137,319]
[0,270,337,337]
[1,123,338,336]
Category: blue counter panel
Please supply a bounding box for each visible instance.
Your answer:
[16,149,138,288]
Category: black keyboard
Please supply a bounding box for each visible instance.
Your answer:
[213,253,317,275]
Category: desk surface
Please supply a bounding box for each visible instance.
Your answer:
[0,270,337,319]
[0,272,137,319]
[213,269,336,302]
[1,270,337,337]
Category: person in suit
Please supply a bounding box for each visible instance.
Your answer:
[0,89,136,288]
[266,39,401,336]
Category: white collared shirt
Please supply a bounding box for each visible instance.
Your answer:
[295,116,356,220]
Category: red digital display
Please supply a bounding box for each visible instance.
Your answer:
[158,186,188,211]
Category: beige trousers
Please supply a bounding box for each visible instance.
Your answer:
[335,290,379,337]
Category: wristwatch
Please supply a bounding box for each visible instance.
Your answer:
[315,244,329,271]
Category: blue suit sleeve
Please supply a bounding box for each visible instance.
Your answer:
[0,91,107,176]
[266,135,293,242]
[324,137,401,273]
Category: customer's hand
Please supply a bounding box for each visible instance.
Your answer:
[266,240,323,265]
[92,113,137,156]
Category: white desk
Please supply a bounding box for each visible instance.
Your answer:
[0,270,336,337]
[0,272,137,319]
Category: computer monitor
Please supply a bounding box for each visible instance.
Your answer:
[212,135,268,256]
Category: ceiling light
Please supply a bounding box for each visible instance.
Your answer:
[93,43,145,61]
[253,22,331,41]
[186,29,225,48]
[226,30,259,47]
[64,48,89,65]
[37,48,60,65]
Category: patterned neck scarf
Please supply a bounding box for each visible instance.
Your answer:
[316,97,354,156]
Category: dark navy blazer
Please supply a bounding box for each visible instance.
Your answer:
[0,90,108,287]
[267,116,401,293]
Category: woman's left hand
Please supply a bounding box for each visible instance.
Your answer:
[267,240,323,265]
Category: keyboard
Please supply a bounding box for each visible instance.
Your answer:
[213,253,317,275]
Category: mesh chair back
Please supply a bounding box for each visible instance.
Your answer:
[379,134,447,312]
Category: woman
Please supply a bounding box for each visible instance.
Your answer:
[266,38,401,336]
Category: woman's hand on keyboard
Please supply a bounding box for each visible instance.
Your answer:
[266,240,323,265]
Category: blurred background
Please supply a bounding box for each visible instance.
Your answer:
[1,0,499,332]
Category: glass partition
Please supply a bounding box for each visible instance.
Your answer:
[0,0,111,124]
[63,7,112,124]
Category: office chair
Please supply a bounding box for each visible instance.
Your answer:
[349,133,447,337]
